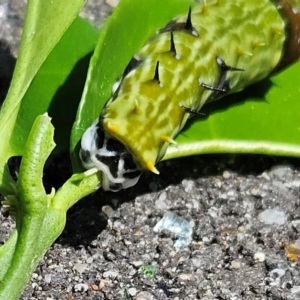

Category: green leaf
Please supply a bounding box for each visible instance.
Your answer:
[12,17,98,155]
[164,62,300,160]
[0,0,98,195]
[0,0,86,159]
[70,0,195,170]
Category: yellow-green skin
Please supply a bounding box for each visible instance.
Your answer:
[101,0,285,173]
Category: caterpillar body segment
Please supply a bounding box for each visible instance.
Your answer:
[80,0,300,191]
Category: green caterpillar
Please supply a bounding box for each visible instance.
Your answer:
[80,0,300,191]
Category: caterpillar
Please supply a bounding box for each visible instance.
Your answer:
[80,0,300,191]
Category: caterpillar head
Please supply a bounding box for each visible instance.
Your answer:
[80,120,142,192]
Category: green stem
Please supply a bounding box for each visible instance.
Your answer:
[0,115,55,300]
[53,172,101,211]
[0,230,18,281]
[0,114,101,300]
[31,173,101,269]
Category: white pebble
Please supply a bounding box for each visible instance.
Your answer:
[102,205,114,217]
[270,268,285,278]
[31,282,38,290]
[227,190,236,197]
[291,286,300,294]
[155,192,168,210]
[223,171,231,179]
[251,187,260,196]
[182,179,194,193]
[73,263,87,274]
[237,233,245,242]
[254,252,266,262]
[103,270,119,278]
[106,0,119,7]
[159,192,167,201]
[153,211,194,250]
[269,165,292,179]
[269,268,286,286]
[74,283,89,292]
[86,257,93,264]
[261,172,270,180]
[178,273,192,280]
[258,209,286,225]
[291,180,300,188]
[272,180,287,191]
[44,274,52,283]
[231,260,241,269]
[192,257,201,268]
[135,291,155,300]
[0,4,7,19]
[131,261,144,267]
[128,287,137,296]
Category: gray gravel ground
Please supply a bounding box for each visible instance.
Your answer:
[1,1,300,299]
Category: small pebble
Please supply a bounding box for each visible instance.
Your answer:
[192,257,201,268]
[291,286,300,294]
[254,252,266,262]
[103,270,119,278]
[291,180,300,188]
[223,171,231,179]
[227,190,236,197]
[261,172,270,180]
[155,193,168,210]
[182,179,194,193]
[214,179,222,188]
[258,208,286,225]
[106,0,119,7]
[153,211,194,250]
[269,165,293,179]
[128,287,137,296]
[237,233,245,242]
[102,205,119,218]
[251,187,260,196]
[231,260,241,269]
[74,283,89,292]
[285,239,300,261]
[135,291,156,300]
[73,263,87,274]
[0,4,7,19]
[131,261,143,267]
[158,192,167,201]
[31,282,38,290]
[86,257,93,264]
[270,268,286,279]
[178,273,192,280]
[99,279,112,289]
[91,284,99,291]
[272,180,287,191]
[44,274,52,284]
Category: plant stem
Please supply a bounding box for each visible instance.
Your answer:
[0,115,54,300]
[0,115,101,300]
